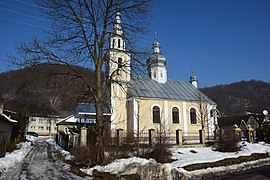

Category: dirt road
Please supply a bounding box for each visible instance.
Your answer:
[1,139,88,180]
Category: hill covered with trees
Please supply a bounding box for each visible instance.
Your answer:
[0,64,95,116]
[201,80,270,116]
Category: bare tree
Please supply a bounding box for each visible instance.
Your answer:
[197,91,210,130]
[9,0,155,164]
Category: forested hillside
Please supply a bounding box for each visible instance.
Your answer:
[0,64,95,116]
[202,80,270,116]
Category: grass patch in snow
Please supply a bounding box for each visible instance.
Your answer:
[182,153,269,171]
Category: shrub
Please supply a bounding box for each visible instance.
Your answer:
[144,144,172,163]
[70,146,96,167]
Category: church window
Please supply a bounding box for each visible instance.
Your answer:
[118,39,121,48]
[118,58,123,68]
[153,106,160,123]
[160,71,163,78]
[190,108,197,124]
[172,107,179,123]
[153,70,156,78]
[112,39,115,49]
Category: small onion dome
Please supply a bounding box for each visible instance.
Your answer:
[190,72,197,82]
[147,53,167,67]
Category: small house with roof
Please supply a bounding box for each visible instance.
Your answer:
[0,99,18,157]
[106,12,218,141]
[56,103,111,147]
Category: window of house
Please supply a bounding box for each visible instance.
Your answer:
[46,127,51,130]
[172,107,179,123]
[118,58,123,68]
[153,106,161,123]
[190,108,197,124]
[38,126,44,130]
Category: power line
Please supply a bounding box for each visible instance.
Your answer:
[0,16,52,30]
[0,1,40,15]
[16,0,50,10]
[0,6,51,22]
[1,2,232,68]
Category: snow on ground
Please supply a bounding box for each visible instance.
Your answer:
[81,142,270,178]
[0,141,33,173]
[171,141,270,168]
[81,157,155,176]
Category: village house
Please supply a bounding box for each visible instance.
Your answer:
[0,99,18,157]
[27,115,63,136]
[218,113,269,142]
[106,12,218,143]
[56,103,111,147]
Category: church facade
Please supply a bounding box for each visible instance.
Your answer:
[107,12,217,139]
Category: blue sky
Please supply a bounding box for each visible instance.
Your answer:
[1,0,270,87]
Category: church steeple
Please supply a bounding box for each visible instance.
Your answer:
[189,71,198,88]
[110,12,125,50]
[107,12,130,82]
[153,32,160,53]
[147,33,167,83]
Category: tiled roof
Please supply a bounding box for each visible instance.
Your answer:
[129,76,215,104]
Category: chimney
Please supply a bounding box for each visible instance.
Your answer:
[0,99,4,115]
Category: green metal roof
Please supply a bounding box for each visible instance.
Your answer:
[129,76,215,104]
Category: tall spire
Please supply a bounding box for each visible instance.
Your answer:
[113,12,123,36]
[153,32,160,54]
[110,12,125,50]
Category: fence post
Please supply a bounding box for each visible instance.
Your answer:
[80,127,87,147]
[247,128,255,143]
[176,129,183,145]
[199,129,205,144]
[148,129,155,147]
[116,128,124,147]
[234,127,242,141]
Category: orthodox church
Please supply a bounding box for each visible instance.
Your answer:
[107,12,217,138]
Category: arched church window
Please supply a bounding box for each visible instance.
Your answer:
[153,106,160,123]
[118,58,123,68]
[118,39,121,48]
[172,107,179,123]
[160,71,163,78]
[190,108,197,124]
[153,70,156,78]
[112,39,115,49]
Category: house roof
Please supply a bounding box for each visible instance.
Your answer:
[76,103,111,115]
[218,114,268,128]
[56,115,96,125]
[0,113,18,124]
[129,76,215,104]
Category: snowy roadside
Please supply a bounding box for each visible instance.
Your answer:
[80,142,270,179]
[0,141,33,173]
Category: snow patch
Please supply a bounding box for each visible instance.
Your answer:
[0,142,32,173]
